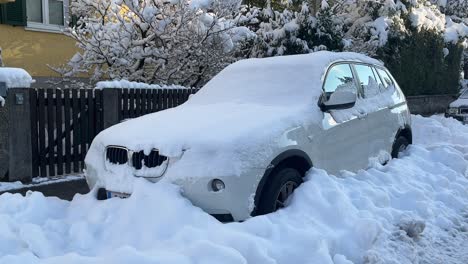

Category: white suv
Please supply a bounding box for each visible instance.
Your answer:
[85,51,412,222]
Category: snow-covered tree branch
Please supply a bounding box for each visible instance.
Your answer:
[57,0,252,87]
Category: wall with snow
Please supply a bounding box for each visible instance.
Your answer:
[0,104,8,179]
[406,94,458,115]
[0,68,34,88]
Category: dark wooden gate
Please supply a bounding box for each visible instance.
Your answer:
[29,88,198,178]
[30,89,103,178]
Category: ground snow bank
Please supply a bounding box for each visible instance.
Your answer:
[0,115,467,264]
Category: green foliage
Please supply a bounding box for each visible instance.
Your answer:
[312,6,343,51]
[377,29,463,96]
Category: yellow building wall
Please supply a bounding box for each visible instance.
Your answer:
[0,24,78,77]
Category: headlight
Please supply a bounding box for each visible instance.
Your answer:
[448,108,459,114]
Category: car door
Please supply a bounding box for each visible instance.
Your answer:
[315,63,371,174]
[353,64,405,160]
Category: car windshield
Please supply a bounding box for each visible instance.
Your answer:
[187,58,322,107]
[461,90,468,99]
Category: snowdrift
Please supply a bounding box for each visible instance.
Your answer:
[0,115,467,264]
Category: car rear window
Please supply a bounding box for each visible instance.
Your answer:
[375,68,394,89]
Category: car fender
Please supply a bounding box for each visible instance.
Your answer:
[251,148,313,216]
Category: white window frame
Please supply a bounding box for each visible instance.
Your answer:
[26,0,69,34]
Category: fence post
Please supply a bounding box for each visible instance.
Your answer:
[7,88,33,183]
[0,98,8,180]
[102,89,120,129]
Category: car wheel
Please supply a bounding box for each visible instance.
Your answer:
[256,167,303,216]
[391,136,409,159]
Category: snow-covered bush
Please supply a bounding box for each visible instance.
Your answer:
[373,0,466,95]
[58,0,250,87]
[58,0,466,94]
[236,1,343,58]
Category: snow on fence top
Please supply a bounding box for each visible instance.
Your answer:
[0,67,34,88]
[95,80,188,90]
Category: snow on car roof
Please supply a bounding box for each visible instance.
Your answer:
[0,67,34,88]
[461,89,468,98]
[188,51,382,106]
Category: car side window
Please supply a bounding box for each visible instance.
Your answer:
[371,67,385,90]
[375,68,394,89]
[323,64,357,101]
[354,64,381,98]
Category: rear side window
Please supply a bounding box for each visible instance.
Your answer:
[354,64,381,98]
[323,64,357,101]
[375,68,394,89]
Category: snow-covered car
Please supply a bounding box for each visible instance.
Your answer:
[85,51,412,222]
[445,90,468,124]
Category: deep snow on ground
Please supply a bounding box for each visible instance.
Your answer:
[0,115,467,264]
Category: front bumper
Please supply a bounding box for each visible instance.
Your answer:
[85,162,265,222]
[445,113,468,123]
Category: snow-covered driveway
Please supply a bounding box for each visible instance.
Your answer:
[0,115,467,264]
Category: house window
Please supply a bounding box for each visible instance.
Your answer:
[26,0,67,32]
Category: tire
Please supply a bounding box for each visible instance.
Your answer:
[256,167,303,216]
[391,136,409,159]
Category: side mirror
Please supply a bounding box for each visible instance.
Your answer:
[319,90,356,112]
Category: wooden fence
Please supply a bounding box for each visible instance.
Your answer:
[3,87,198,182]
[30,89,103,178]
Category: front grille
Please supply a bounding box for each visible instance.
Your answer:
[106,146,128,165]
[460,108,468,114]
[131,150,168,170]
[106,146,168,170]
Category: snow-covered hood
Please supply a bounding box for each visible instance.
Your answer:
[450,98,468,108]
[93,102,312,157]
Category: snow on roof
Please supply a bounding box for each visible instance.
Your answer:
[0,67,34,88]
[95,80,188,90]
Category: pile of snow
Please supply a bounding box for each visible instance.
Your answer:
[95,80,188,90]
[0,115,467,263]
[0,96,4,107]
[0,68,34,88]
